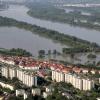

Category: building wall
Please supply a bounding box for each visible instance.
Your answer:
[1,66,9,78]
[0,81,14,90]
[1,66,37,87]
[52,70,94,91]
[32,88,41,96]
[52,71,64,82]
[9,68,17,79]
[82,79,94,91]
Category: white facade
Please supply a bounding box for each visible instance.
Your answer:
[16,89,28,100]
[1,66,37,87]
[1,67,9,78]
[73,77,83,90]
[46,87,54,92]
[65,73,83,90]
[99,78,100,84]
[43,92,52,98]
[82,79,94,91]
[52,70,94,91]
[32,88,41,96]
[0,81,14,90]
[52,70,64,82]
[82,69,88,74]
[0,59,15,65]
[16,69,37,87]
[16,89,25,96]
[1,66,16,79]
[97,98,100,100]
[65,73,73,83]
[9,68,16,79]
[24,93,28,100]
[19,65,39,70]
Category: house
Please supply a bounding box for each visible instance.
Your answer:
[32,88,41,96]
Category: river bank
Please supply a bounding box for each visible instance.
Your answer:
[27,3,100,33]
[0,16,99,50]
[0,5,100,45]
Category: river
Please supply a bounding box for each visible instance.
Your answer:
[0,5,100,45]
[0,5,100,64]
[0,27,67,56]
[1,27,99,64]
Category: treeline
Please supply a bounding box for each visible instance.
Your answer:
[0,16,99,49]
[62,47,100,54]
[62,47,90,54]
[0,48,32,56]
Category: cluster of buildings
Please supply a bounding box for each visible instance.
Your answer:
[0,55,99,74]
[0,55,100,91]
[1,65,37,87]
[0,81,14,90]
[52,70,94,90]
[15,86,54,100]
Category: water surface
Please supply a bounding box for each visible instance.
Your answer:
[0,27,67,56]
[0,5,100,45]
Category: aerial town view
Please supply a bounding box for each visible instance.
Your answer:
[0,0,100,100]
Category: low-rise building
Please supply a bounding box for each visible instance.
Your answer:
[24,93,28,100]
[32,88,41,96]
[46,86,54,92]
[16,89,25,96]
[0,81,14,90]
[43,92,52,98]
[16,89,28,100]
[97,97,100,100]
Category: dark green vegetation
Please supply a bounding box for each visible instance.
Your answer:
[0,74,45,100]
[27,3,100,31]
[0,16,99,54]
[0,69,30,90]
[9,95,45,100]
[87,53,97,59]
[52,82,100,100]
[62,47,92,54]
[0,48,32,56]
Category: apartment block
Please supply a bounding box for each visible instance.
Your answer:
[52,70,94,91]
[1,66,37,87]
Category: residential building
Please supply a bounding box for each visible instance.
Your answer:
[9,67,17,79]
[52,70,94,90]
[46,86,54,92]
[16,89,28,100]
[0,81,14,90]
[82,79,94,91]
[52,70,64,82]
[1,66,9,78]
[1,65,37,87]
[32,88,41,96]
[16,69,37,87]
[43,92,52,98]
